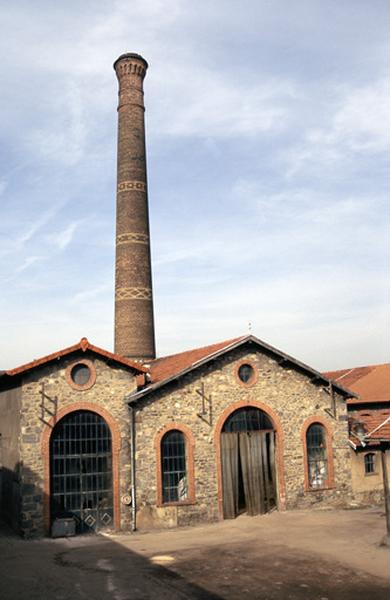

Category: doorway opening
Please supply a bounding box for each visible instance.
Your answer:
[50,410,113,534]
[221,406,277,518]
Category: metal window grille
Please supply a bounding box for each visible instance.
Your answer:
[306,424,328,488]
[50,410,113,533]
[364,453,375,474]
[161,430,187,503]
[222,407,273,433]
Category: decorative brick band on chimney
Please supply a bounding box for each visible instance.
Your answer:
[113,53,156,360]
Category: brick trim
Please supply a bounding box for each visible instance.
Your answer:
[234,360,258,388]
[65,359,96,391]
[214,401,286,519]
[6,336,147,377]
[154,423,196,507]
[301,416,335,491]
[41,402,122,535]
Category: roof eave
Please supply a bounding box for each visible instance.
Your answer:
[4,338,147,379]
[126,334,356,404]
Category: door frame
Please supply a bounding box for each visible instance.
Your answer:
[214,400,286,519]
[42,403,121,535]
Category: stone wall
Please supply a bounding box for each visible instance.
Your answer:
[0,384,22,529]
[134,344,353,529]
[18,351,136,537]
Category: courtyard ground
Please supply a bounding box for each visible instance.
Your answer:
[1,508,389,599]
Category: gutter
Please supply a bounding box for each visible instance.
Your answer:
[129,405,137,532]
[350,430,366,448]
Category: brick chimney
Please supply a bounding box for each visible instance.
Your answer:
[113,53,156,360]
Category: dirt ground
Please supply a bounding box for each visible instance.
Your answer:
[1,508,389,600]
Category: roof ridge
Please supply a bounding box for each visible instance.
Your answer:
[3,337,147,377]
[129,333,355,403]
[152,335,248,363]
[325,361,390,375]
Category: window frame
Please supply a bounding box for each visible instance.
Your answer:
[234,360,258,387]
[155,423,196,507]
[301,417,334,491]
[65,359,96,391]
[364,452,376,476]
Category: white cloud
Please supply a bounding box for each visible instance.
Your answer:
[149,66,297,139]
[70,283,111,306]
[46,220,84,251]
[323,77,390,153]
[15,255,43,274]
[285,76,390,176]
[0,203,65,260]
[0,255,44,285]
[26,81,87,167]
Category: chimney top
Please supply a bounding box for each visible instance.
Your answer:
[113,53,148,71]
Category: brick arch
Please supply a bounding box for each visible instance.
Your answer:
[154,423,196,507]
[41,402,122,535]
[301,416,335,491]
[214,401,286,518]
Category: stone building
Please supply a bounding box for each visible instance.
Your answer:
[0,53,388,537]
[0,338,144,536]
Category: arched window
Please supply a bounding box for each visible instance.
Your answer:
[223,406,273,432]
[364,453,376,475]
[306,423,328,489]
[220,406,277,518]
[161,430,188,503]
[50,410,113,533]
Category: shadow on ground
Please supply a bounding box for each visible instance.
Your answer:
[0,519,221,600]
[1,517,390,600]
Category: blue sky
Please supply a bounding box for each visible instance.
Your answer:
[1,1,389,370]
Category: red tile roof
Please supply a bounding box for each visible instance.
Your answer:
[323,363,390,404]
[1,337,147,378]
[149,336,246,383]
[127,334,354,402]
[349,410,390,446]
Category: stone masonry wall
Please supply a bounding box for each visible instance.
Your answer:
[19,351,136,537]
[134,345,353,529]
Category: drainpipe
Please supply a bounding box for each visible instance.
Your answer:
[381,447,390,539]
[129,404,137,532]
[330,382,337,418]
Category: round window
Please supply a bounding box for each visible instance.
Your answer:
[238,363,255,384]
[66,360,96,390]
[70,363,91,386]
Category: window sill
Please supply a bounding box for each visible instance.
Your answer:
[364,472,378,477]
[157,499,197,508]
[305,484,335,492]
